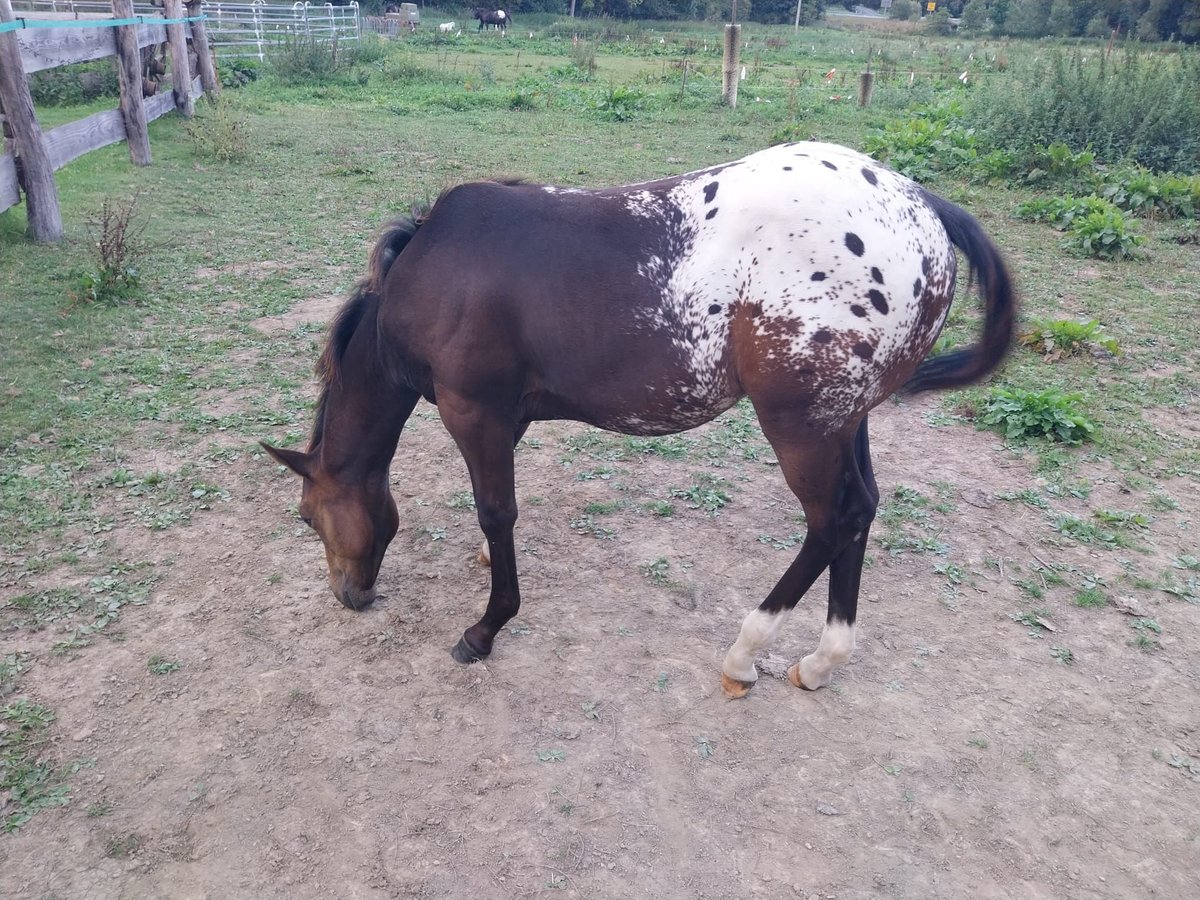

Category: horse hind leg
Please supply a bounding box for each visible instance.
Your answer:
[721,417,878,698]
[477,422,530,567]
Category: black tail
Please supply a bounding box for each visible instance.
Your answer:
[902,190,1016,394]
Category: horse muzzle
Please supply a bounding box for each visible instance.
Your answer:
[331,573,377,611]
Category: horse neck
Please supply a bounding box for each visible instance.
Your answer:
[317,327,415,481]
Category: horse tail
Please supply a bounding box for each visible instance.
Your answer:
[902,190,1016,395]
[367,210,427,294]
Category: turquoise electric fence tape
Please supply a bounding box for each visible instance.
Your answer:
[0,14,206,33]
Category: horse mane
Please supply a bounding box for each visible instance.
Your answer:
[309,211,429,452]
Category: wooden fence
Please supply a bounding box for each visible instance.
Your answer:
[0,0,219,241]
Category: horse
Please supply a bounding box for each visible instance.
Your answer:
[262,142,1015,698]
[473,7,510,31]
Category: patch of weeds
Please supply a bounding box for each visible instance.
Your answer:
[68,195,148,309]
[967,736,989,750]
[584,500,626,516]
[1094,509,1150,531]
[1,700,70,832]
[933,561,968,585]
[694,736,716,759]
[86,801,113,818]
[574,467,614,482]
[1172,555,1199,571]
[624,435,690,459]
[757,532,805,550]
[1130,618,1163,650]
[536,749,566,763]
[670,474,732,515]
[1051,515,1126,549]
[1149,492,1180,512]
[568,514,615,540]
[1009,608,1055,638]
[0,653,30,697]
[147,655,181,675]
[446,490,475,510]
[651,671,669,693]
[640,557,672,587]
[1050,646,1075,665]
[1014,578,1045,600]
[878,533,949,556]
[185,101,251,162]
[1073,587,1108,608]
[105,832,143,858]
[1158,572,1200,604]
[996,488,1050,510]
[1020,319,1119,361]
[590,84,645,122]
[981,387,1096,445]
[580,701,600,721]
[509,623,531,636]
[640,500,675,518]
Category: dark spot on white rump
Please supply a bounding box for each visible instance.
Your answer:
[845,233,865,257]
[703,181,719,203]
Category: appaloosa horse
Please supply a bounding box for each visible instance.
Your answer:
[472,7,509,30]
[263,142,1014,697]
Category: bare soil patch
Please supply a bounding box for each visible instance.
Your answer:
[3,397,1199,899]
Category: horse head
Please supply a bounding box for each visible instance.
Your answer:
[261,442,399,611]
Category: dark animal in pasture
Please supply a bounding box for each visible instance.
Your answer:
[473,7,510,30]
[263,142,1015,697]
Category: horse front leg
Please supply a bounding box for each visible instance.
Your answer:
[436,391,522,663]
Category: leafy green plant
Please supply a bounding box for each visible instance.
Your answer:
[2,700,70,831]
[1066,206,1142,259]
[147,655,181,675]
[590,85,644,122]
[1019,319,1119,360]
[980,387,1097,445]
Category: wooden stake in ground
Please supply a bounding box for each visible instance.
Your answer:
[858,71,874,106]
[113,0,151,165]
[164,0,195,117]
[0,0,63,241]
[722,24,741,108]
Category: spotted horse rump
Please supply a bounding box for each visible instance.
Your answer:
[263,141,1016,699]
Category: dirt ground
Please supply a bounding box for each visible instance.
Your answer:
[3,303,1199,899]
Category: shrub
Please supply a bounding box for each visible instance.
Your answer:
[1098,169,1200,220]
[890,0,917,21]
[981,387,1097,445]
[270,36,344,81]
[966,51,1200,173]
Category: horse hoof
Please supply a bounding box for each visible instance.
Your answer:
[787,663,816,691]
[451,635,488,664]
[720,672,754,699]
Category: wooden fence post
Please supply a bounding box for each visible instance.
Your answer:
[164,0,194,117]
[858,71,874,106]
[112,0,151,165]
[0,0,62,241]
[186,0,220,96]
[722,23,741,108]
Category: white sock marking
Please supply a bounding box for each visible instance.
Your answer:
[798,620,856,689]
[723,608,790,683]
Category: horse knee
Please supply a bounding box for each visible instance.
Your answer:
[476,500,517,535]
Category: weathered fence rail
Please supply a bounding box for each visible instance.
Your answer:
[0,0,215,240]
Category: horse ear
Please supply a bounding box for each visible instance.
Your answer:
[261,442,314,478]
